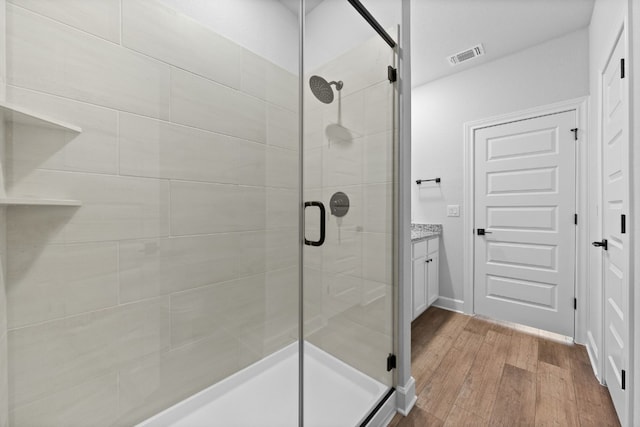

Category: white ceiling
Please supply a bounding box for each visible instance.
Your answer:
[411,0,595,87]
[279,0,323,15]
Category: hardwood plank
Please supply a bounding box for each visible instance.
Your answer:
[570,357,621,426]
[412,310,470,394]
[453,330,511,420]
[416,331,484,420]
[408,308,619,426]
[442,403,488,427]
[463,316,492,336]
[535,361,580,426]
[506,332,539,373]
[394,406,444,427]
[537,339,571,370]
[488,364,536,426]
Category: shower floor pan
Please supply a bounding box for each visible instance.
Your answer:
[137,342,389,427]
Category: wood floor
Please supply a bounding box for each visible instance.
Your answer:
[389,307,620,427]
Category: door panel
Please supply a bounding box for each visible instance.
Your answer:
[474,111,576,337]
[412,257,427,318]
[602,32,629,425]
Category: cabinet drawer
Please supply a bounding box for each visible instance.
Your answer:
[412,240,427,259]
[428,237,439,254]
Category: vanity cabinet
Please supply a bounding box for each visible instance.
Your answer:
[411,236,439,321]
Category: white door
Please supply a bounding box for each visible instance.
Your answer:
[474,111,576,337]
[601,32,629,426]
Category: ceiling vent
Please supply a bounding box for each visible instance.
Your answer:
[448,44,485,65]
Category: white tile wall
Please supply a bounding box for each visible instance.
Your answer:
[8,0,121,43]
[4,0,300,424]
[122,0,241,90]
[170,181,266,235]
[7,86,119,176]
[7,242,119,328]
[171,68,267,143]
[9,374,118,427]
[7,5,171,119]
[119,113,267,185]
[170,274,266,350]
[7,170,171,243]
[9,297,171,408]
[242,49,298,112]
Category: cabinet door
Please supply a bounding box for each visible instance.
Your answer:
[427,252,439,306]
[412,257,427,320]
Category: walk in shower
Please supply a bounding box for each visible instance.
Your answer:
[0,0,401,426]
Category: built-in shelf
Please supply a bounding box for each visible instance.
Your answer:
[0,102,82,133]
[0,197,82,207]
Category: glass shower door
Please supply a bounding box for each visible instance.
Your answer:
[302,2,397,425]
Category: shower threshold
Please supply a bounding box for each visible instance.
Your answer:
[137,341,389,427]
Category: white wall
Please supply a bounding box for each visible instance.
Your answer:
[585,0,628,384]
[411,29,589,309]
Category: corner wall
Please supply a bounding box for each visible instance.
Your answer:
[411,29,589,310]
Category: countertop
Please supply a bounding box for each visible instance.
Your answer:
[411,223,442,242]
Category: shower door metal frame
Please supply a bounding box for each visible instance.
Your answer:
[298,0,412,425]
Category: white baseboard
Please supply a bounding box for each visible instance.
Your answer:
[432,296,465,313]
[394,376,416,416]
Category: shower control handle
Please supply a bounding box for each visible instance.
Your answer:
[304,201,326,247]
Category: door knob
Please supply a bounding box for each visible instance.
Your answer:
[477,228,492,236]
[592,239,608,250]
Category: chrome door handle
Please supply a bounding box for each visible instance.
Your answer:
[477,228,493,236]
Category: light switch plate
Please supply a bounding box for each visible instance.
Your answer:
[447,205,460,217]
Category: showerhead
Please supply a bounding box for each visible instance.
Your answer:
[309,75,343,104]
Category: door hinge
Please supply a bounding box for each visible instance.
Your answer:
[621,58,626,79]
[621,214,626,234]
[574,214,578,225]
[574,298,577,310]
[388,66,397,83]
[386,353,396,371]
[570,128,578,141]
[622,369,626,390]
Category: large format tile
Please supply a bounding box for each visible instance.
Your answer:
[362,232,392,285]
[119,234,246,303]
[170,274,266,350]
[266,187,298,230]
[266,146,298,189]
[8,242,118,328]
[267,103,298,151]
[7,5,171,119]
[122,0,241,89]
[119,113,267,185]
[8,297,170,408]
[117,329,246,426]
[9,0,121,43]
[170,181,265,235]
[171,68,267,143]
[7,170,170,244]
[7,86,119,177]
[9,374,118,427]
[241,49,298,112]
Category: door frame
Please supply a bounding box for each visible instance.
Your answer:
[462,97,589,341]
